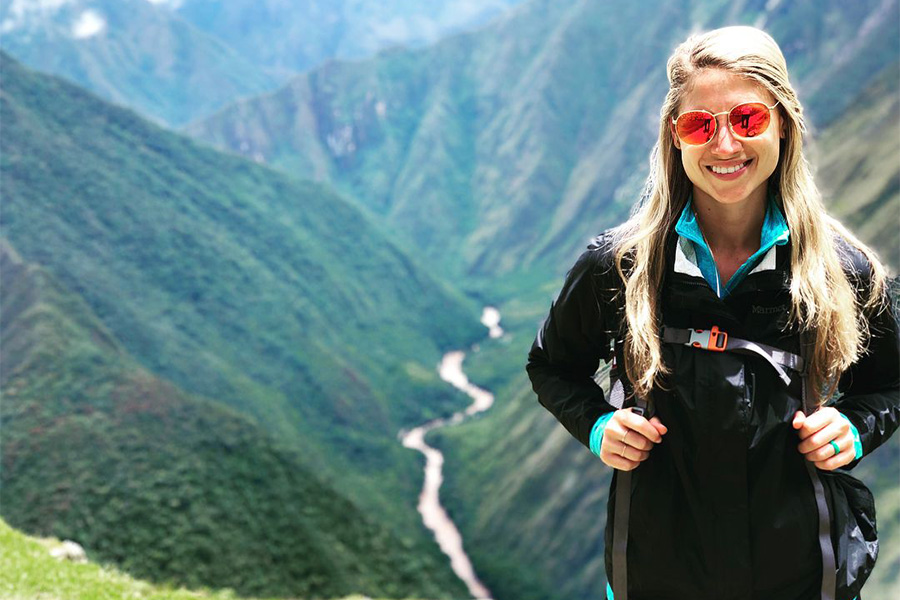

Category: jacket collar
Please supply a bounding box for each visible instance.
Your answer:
[672,193,790,294]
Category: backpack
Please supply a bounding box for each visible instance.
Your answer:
[607,327,878,600]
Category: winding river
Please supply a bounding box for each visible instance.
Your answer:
[400,307,503,600]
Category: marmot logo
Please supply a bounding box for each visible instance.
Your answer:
[752,304,787,314]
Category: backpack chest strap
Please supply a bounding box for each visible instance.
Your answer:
[662,326,805,386]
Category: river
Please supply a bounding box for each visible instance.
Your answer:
[400,307,503,600]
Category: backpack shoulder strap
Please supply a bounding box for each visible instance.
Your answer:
[800,329,837,600]
[609,333,651,600]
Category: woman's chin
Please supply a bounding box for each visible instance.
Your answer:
[696,181,768,208]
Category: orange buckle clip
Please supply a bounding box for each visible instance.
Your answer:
[689,326,728,351]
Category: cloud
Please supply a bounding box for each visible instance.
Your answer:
[72,9,105,39]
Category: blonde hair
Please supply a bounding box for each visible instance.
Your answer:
[612,26,888,403]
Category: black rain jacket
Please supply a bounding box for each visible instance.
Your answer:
[527,229,900,600]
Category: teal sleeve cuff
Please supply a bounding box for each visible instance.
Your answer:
[589,412,616,457]
[838,412,864,460]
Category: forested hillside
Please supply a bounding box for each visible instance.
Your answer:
[0,52,480,598]
[815,62,900,268]
[188,0,899,288]
[0,240,461,598]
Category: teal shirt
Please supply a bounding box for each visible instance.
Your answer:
[675,193,790,299]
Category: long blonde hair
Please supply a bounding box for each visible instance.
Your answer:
[612,26,888,403]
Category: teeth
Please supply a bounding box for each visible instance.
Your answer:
[710,161,748,174]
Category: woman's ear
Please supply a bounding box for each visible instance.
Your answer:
[671,122,682,149]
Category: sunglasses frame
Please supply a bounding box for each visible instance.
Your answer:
[672,100,781,146]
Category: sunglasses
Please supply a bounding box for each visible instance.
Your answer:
[672,101,780,146]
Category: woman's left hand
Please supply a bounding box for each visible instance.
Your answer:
[792,408,854,471]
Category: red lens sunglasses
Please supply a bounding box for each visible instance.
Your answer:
[672,101,780,146]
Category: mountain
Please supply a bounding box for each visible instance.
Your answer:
[0,239,463,598]
[0,51,481,597]
[0,0,281,126]
[187,0,899,289]
[814,61,900,269]
[171,0,525,76]
[0,0,528,127]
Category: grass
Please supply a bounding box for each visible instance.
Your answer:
[0,517,422,600]
[0,517,256,600]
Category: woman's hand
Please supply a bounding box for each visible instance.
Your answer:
[793,408,855,471]
[600,407,668,471]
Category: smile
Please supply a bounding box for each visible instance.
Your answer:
[707,159,751,176]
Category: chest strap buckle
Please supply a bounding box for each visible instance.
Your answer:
[688,326,728,351]
[663,326,804,387]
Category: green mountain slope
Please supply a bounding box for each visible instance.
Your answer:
[188,0,899,286]
[0,239,460,598]
[0,52,479,597]
[0,0,281,126]
[815,61,900,269]
[0,516,423,600]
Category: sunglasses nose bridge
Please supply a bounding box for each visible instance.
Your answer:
[697,110,734,145]
[711,112,743,151]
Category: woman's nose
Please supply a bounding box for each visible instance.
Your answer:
[712,116,742,155]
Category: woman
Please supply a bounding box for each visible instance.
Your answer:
[527,26,899,600]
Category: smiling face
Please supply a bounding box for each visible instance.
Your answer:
[672,69,783,209]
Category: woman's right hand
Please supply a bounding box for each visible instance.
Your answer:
[600,407,668,471]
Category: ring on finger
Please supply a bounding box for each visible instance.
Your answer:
[829,440,840,457]
[621,430,629,444]
[620,444,627,458]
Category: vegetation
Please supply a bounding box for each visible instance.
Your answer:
[0,241,465,598]
[188,0,899,290]
[815,61,900,268]
[0,53,480,597]
[0,516,423,600]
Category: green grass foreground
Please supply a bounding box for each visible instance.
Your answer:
[0,517,419,600]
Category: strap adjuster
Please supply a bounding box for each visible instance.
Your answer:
[688,326,728,351]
